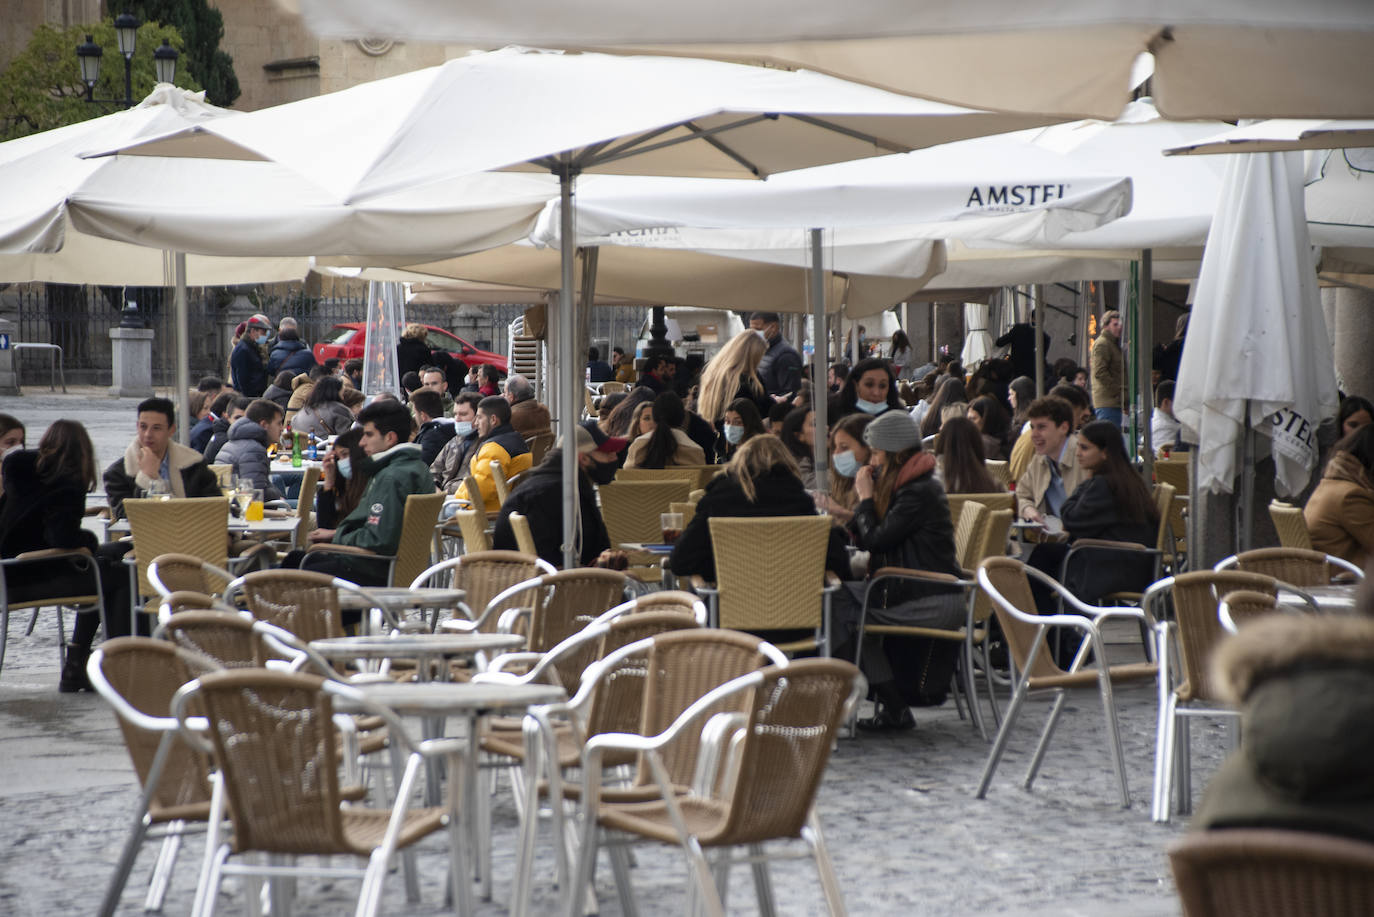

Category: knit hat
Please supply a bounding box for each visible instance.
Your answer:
[862,409,922,452]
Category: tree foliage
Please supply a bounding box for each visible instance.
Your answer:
[110,0,240,108]
[0,20,198,141]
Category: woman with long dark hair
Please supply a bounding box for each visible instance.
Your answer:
[967,394,1013,461]
[835,357,902,418]
[0,420,131,692]
[624,391,706,469]
[889,330,913,378]
[919,376,968,438]
[718,397,767,462]
[602,386,655,440]
[1061,420,1159,545]
[1008,375,1037,431]
[820,413,874,524]
[1306,425,1374,568]
[1338,395,1374,439]
[834,409,963,730]
[779,406,818,489]
[933,417,999,495]
[291,375,355,437]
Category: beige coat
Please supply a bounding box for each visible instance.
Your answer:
[1015,433,1086,521]
[1090,330,1123,410]
[624,428,706,469]
[510,398,552,439]
[1304,451,1374,568]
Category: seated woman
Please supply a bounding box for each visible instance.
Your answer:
[778,406,818,490]
[624,391,706,469]
[817,413,873,525]
[0,420,131,692]
[967,395,1013,461]
[831,410,964,731]
[834,358,903,419]
[309,428,373,540]
[718,397,766,463]
[290,375,355,438]
[919,376,968,440]
[1305,425,1374,568]
[669,434,848,583]
[933,417,999,495]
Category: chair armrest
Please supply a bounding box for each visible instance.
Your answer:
[473,651,543,678]
[13,547,93,562]
[497,607,532,633]
[823,571,842,591]
[688,575,717,595]
[304,543,378,557]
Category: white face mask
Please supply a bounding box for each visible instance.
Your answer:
[337,457,353,480]
[832,450,861,478]
[753,329,767,341]
[855,398,887,415]
[454,420,474,437]
[723,424,744,444]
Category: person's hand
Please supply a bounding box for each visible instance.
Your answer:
[307,527,335,543]
[320,450,337,488]
[771,393,792,403]
[1022,506,1044,525]
[854,465,875,501]
[136,445,161,480]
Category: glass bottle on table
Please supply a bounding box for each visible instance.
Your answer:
[291,431,303,468]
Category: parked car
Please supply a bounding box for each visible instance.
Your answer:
[312,323,508,374]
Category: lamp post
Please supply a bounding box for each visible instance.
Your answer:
[75,14,178,109]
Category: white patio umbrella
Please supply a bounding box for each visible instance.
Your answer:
[1167,119,1374,156]
[1174,151,1339,510]
[92,46,1062,568]
[281,0,1374,120]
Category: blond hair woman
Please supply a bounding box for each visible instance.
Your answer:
[696,329,770,425]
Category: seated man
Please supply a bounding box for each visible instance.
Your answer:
[492,422,626,568]
[410,389,456,466]
[214,398,286,502]
[293,399,435,586]
[418,365,455,416]
[586,347,615,384]
[1015,396,1086,525]
[462,395,532,513]
[432,392,482,492]
[1152,380,1188,453]
[505,373,552,439]
[104,396,221,519]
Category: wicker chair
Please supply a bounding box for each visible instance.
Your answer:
[155,590,231,626]
[984,460,1011,490]
[1214,547,1364,587]
[449,508,493,553]
[416,551,554,635]
[124,497,233,634]
[170,669,466,917]
[1142,570,1282,823]
[88,637,218,917]
[594,590,709,627]
[526,431,555,467]
[302,491,444,588]
[695,515,839,656]
[1217,589,1287,634]
[291,465,321,551]
[225,568,399,641]
[946,492,1016,529]
[599,480,694,581]
[1154,455,1190,496]
[491,460,514,505]
[483,568,629,654]
[509,512,539,557]
[0,548,104,681]
[668,500,697,527]
[974,557,1158,807]
[458,473,492,529]
[1169,828,1374,917]
[1269,500,1314,550]
[147,553,234,601]
[569,657,862,917]
[616,465,720,491]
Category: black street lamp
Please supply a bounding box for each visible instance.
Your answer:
[75,15,177,109]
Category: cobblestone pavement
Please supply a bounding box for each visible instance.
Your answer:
[0,390,1220,915]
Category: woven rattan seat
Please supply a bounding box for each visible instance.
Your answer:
[147,553,234,599]
[1169,828,1374,917]
[1216,547,1364,587]
[974,557,1158,807]
[89,637,217,916]
[417,550,553,635]
[0,548,104,681]
[1217,589,1285,633]
[697,515,837,655]
[1144,570,1279,822]
[1269,500,1314,550]
[172,668,465,917]
[570,658,863,916]
[124,497,232,630]
[226,569,347,643]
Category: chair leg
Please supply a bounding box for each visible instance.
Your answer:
[975,675,1032,798]
[684,837,725,917]
[98,812,152,917]
[609,840,639,917]
[1023,690,1069,790]
[25,606,39,636]
[1152,694,1178,824]
[748,844,777,917]
[1096,662,1132,808]
[979,642,1002,727]
[566,818,601,917]
[804,813,848,917]
[1177,716,1193,815]
[145,827,182,911]
[0,606,9,677]
[196,843,231,917]
[512,726,544,917]
[961,640,988,741]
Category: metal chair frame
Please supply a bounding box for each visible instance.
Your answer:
[0,548,105,680]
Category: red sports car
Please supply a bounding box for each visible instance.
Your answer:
[313,323,508,373]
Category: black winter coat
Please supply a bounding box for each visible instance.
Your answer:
[669,467,849,582]
[851,459,962,606]
[0,451,97,558]
[1059,476,1156,546]
[491,454,610,568]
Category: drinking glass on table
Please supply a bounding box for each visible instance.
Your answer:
[245,489,265,522]
[660,512,684,545]
[146,479,171,501]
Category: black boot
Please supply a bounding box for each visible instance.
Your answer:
[856,681,916,732]
[59,645,93,693]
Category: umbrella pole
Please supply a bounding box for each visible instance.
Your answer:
[173,252,190,447]
[809,229,828,492]
[1033,285,1045,397]
[1139,249,1155,478]
[558,164,580,569]
[1239,399,1255,553]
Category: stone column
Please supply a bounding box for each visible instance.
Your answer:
[109,327,155,398]
[0,319,18,395]
[1327,286,1374,398]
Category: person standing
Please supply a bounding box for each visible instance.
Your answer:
[267,316,317,376]
[995,315,1050,383]
[230,316,271,397]
[749,310,803,399]
[1090,310,1125,427]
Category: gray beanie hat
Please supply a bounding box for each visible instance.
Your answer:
[862,409,922,452]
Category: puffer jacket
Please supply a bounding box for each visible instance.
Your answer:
[214,418,283,501]
[851,452,962,605]
[267,335,316,376]
[291,400,355,438]
[1193,614,1374,843]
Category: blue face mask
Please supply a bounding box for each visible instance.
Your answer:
[337,457,352,480]
[723,424,744,444]
[855,398,887,415]
[832,450,861,478]
[454,420,474,437]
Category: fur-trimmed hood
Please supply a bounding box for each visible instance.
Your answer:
[1212,613,1374,705]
